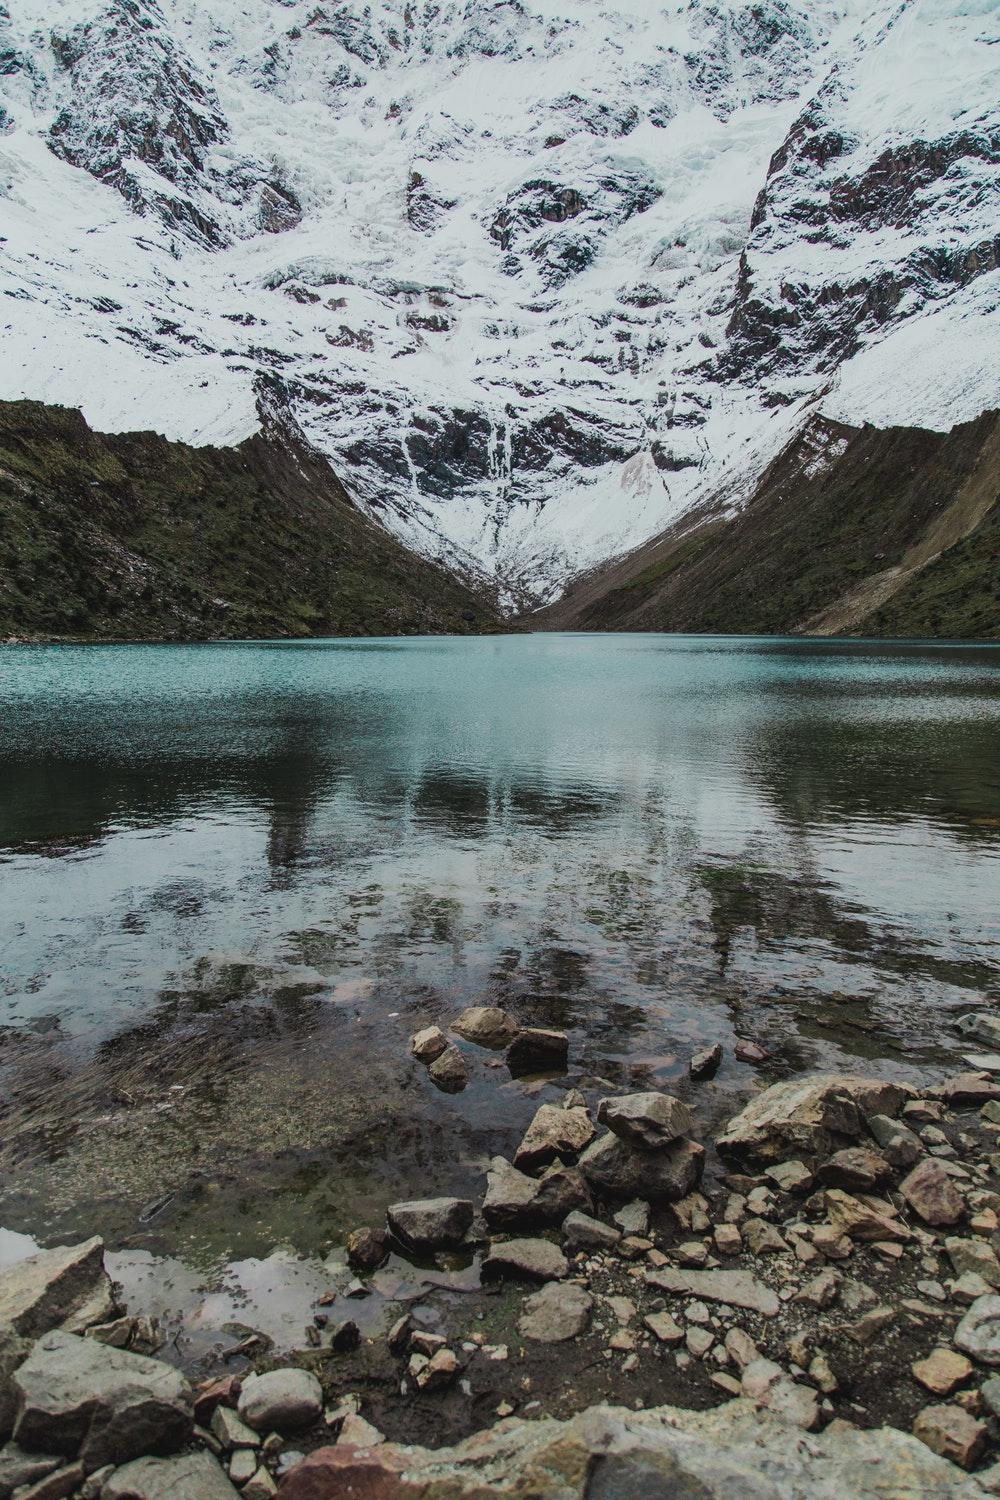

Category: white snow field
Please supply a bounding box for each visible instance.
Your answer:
[0,0,997,603]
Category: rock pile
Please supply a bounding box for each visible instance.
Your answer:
[410,1007,569,1093]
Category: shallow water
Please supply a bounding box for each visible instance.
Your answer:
[1,633,999,1275]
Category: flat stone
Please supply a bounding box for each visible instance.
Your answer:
[482,1157,591,1230]
[427,1045,469,1092]
[387,1197,474,1252]
[912,1403,986,1471]
[734,1040,771,1065]
[410,1026,448,1062]
[0,1238,112,1340]
[337,1414,385,1447]
[513,1104,594,1170]
[228,1449,258,1485]
[561,1211,621,1252]
[740,1359,819,1430]
[900,1160,966,1227]
[505,1029,569,1077]
[13,1330,192,1467]
[482,1239,568,1282]
[724,1329,759,1371]
[102,1452,240,1499]
[596,1093,693,1151]
[742,1218,787,1255]
[689,1044,723,1080]
[824,1189,910,1243]
[954,1295,1000,1365]
[644,1313,684,1345]
[946,1237,1000,1287]
[817,1148,893,1193]
[764,1160,814,1195]
[237,1370,322,1434]
[717,1075,909,1167]
[450,1007,518,1049]
[645,1267,781,1317]
[518,1282,593,1343]
[578,1133,704,1202]
[866,1114,923,1170]
[911,1349,973,1397]
[14,1462,84,1500]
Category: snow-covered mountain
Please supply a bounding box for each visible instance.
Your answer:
[0,0,997,606]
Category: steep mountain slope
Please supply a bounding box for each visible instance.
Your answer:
[0,0,997,608]
[534,408,1000,638]
[0,397,497,639]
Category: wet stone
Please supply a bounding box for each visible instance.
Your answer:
[482,1157,591,1231]
[410,1027,448,1062]
[900,1160,966,1227]
[387,1197,474,1252]
[345,1227,388,1272]
[482,1238,568,1282]
[506,1029,569,1076]
[450,1007,518,1048]
[428,1045,469,1092]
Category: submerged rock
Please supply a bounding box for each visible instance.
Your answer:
[689,1043,723,1080]
[506,1029,569,1076]
[451,1007,518,1049]
[596,1092,693,1150]
[387,1198,475,1252]
[428,1045,469,1092]
[13,1330,192,1467]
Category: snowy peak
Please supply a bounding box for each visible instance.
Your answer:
[0,0,997,607]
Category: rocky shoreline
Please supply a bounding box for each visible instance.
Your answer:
[6,1006,1000,1496]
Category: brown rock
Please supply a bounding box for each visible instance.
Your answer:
[717,1075,910,1168]
[927,1073,1000,1107]
[410,1027,448,1062]
[277,1445,414,1500]
[912,1403,986,1470]
[818,1149,893,1193]
[734,1040,771,1064]
[824,1190,910,1243]
[346,1228,389,1272]
[911,1348,973,1397]
[194,1375,242,1425]
[899,1160,965,1228]
[596,1092,693,1150]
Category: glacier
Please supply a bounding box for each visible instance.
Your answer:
[0,0,997,606]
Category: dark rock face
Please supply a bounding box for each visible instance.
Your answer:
[491,166,660,288]
[47,0,300,247]
[727,104,1000,374]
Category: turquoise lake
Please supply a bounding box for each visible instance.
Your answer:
[0,633,999,1263]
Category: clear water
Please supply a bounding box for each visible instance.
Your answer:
[0,633,999,1262]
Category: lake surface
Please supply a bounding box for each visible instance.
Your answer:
[1,633,999,1272]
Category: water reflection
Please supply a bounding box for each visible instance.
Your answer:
[0,634,998,1259]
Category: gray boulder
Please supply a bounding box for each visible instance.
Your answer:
[867,1113,922,1170]
[513,1105,594,1170]
[13,1331,192,1467]
[482,1158,591,1230]
[237,1369,322,1434]
[387,1197,474,1251]
[562,1211,621,1252]
[597,1093,693,1150]
[579,1133,704,1202]
[955,1013,1000,1048]
[0,1238,113,1339]
[102,1451,240,1499]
